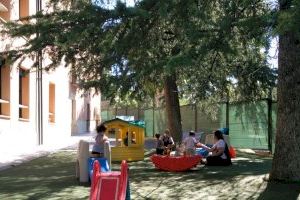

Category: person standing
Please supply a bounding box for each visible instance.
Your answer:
[91,124,109,157]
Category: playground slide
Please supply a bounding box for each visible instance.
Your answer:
[90,160,128,200]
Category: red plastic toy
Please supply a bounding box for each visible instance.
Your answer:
[151,154,202,172]
[229,146,236,158]
[90,160,128,200]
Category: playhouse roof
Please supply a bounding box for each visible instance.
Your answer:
[102,118,145,129]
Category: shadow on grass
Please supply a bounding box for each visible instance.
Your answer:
[128,152,273,182]
[126,151,295,200]
[257,181,300,200]
[0,151,90,200]
[0,149,297,200]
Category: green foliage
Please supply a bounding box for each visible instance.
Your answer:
[1,0,277,105]
[276,0,300,38]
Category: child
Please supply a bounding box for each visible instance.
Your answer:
[124,132,129,146]
[155,133,164,155]
[91,124,108,157]
[175,143,185,156]
[183,131,197,156]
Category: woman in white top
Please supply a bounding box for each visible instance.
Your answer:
[197,130,232,166]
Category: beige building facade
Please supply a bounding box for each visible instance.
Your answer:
[0,0,101,150]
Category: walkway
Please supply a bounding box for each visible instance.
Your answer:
[0,133,94,171]
[0,134,156,171]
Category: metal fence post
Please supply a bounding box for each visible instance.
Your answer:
[226,101,229,129]
[267,98,273,153]
[194,104,198,132]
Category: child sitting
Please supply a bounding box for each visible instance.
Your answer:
[183,131,197,156]
[175,143,185,156]
[155,133,164,155]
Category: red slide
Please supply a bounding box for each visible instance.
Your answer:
[90,160,128,200]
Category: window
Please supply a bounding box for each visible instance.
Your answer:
[49,83,55,123]
[19,68,29,120]
[0,63,10,117]
[0,0,10,21]
[19,0,29,20]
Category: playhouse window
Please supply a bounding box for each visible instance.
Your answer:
[108,128,116,138]
[131,132,137,144]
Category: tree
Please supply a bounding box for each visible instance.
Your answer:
[108,0,275,141]
[2,0,276,143]
[269,0,300,182]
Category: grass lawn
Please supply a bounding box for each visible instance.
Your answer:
[0,149,299,200]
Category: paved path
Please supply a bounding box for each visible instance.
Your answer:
[0,133,94,171]
[0,134,156,171]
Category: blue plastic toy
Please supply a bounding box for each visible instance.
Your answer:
[196,148,209,157]
[219,128,229,135]
[88,157,110,181]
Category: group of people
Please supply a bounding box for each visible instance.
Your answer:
[155,129,232,166]
[91,124,232,166]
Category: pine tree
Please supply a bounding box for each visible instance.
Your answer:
[269,0,300,182]
[1,0,275,142]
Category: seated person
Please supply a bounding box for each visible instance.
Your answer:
[124,132,136,146]
[162,129,175,155]
[124,132,129,146]
[197,130,232,166]
[155,133,164,155]
[175,143,185,156]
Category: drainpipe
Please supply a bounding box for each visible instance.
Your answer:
[36,0,43,145]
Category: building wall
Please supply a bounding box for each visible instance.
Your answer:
[71,90,101,135]
[0,0,101,150]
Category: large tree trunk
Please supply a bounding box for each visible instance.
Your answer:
[269,1,300,182]
[164,73,182,143]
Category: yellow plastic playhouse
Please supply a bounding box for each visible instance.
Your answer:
[103,118,145,161]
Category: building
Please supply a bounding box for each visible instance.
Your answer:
[0,0,101,151]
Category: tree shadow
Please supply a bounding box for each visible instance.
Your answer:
[1,148,295,200]
[0,151,90,200]
[127,152,276,199]
[257,181,300,200]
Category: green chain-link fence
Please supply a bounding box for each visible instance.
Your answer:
[101,100,277,151]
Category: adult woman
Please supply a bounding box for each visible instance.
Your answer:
[162,129,175,155]
[197,130,232,166]
[91,124,109,157]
